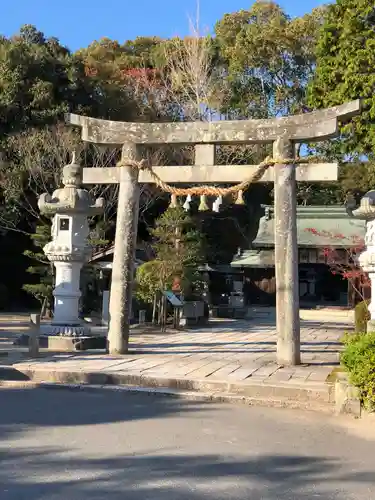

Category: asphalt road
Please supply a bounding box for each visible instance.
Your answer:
[0,387,374,500]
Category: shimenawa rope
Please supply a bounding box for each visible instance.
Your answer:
[117,155,319,198]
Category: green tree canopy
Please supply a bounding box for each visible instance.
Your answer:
[136,206,205,305]
[0,25,100,137]
[308,0,375,158]
[215,1,324,118]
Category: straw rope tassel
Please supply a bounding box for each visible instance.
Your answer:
[235,190,245,205]
[169,193,178,208]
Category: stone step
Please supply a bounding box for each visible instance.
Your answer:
[0,381,335,415]
[2,365,335,414]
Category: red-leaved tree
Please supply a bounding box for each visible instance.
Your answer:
[305,228,369,305]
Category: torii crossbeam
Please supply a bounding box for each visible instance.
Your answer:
[66,99,361,365]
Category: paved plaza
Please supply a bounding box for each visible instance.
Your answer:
[0,314,352,410]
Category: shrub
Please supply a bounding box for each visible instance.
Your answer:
[354,299,370,333]
[341,332,375,410]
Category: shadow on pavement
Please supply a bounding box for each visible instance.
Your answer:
[0,444,373,498]
[0,387,374,499]
[0,367,30,381]
[0,387,208,437]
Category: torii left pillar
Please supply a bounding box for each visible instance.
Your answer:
[107,143,140,354]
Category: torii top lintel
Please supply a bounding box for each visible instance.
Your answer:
[65,100,361,146]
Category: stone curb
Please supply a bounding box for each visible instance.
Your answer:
[0,380,335,414]
[2,366,335,413]
[334,372,362,417]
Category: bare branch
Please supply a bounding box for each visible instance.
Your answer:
[159,5,222,122]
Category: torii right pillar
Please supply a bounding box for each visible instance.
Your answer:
[273,137,300,365]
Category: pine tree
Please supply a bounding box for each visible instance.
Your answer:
[136,206,205,307]
[23,222,54,317]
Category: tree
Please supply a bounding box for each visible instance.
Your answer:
[156,25,221,121]
[150,14,273,260]
[214,1,338,207]
[215,1,324,118]
[76,36,171,121]
[136,206,205,324]
[308,0,375,158]
[0,125,118,310]
[305,227,368,306]
[0,25,100,138]
[152,206,204,290]
[22,221,54,316]
[18,25,46,45]
[0,125,121,233]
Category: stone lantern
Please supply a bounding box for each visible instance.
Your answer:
[347,191,375,330]
[38,155,104,337]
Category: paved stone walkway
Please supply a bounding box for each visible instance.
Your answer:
[4,318,351,397]
[100,318,344,384]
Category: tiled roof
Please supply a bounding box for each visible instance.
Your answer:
[253,205,365,248]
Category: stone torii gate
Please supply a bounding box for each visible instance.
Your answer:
[66,99,360,365]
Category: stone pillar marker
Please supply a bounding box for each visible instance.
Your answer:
[273,137,301,365]
[66,99,360,364]
[347,190,375,331]
[38,157,104,337]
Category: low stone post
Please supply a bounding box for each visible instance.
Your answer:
[102,290,110,326]
[273,137,301,365]
[29,313,40,357]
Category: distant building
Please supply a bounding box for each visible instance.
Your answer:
[89,242,152,289]
[230,205,366,308]
[85,242,153,320]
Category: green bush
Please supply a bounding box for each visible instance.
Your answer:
[354,299,370,333]
[341,332,375,410]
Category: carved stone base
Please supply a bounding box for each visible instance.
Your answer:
[13,334,107,351]
[39,323,90,337]
[42,335,107,351]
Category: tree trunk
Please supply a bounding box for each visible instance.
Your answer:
[152,294,157,325]
[163,295,167,332]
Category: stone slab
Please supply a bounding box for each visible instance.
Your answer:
[67,101,360,145]
[82,164,338,185]
[227,366,261,381]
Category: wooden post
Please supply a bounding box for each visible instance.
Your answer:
[29,314,40,358]
[152,294,157,325]
[273,137,301,366]
[107,143,140,354]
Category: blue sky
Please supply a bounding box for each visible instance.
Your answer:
[1,0,327,51]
